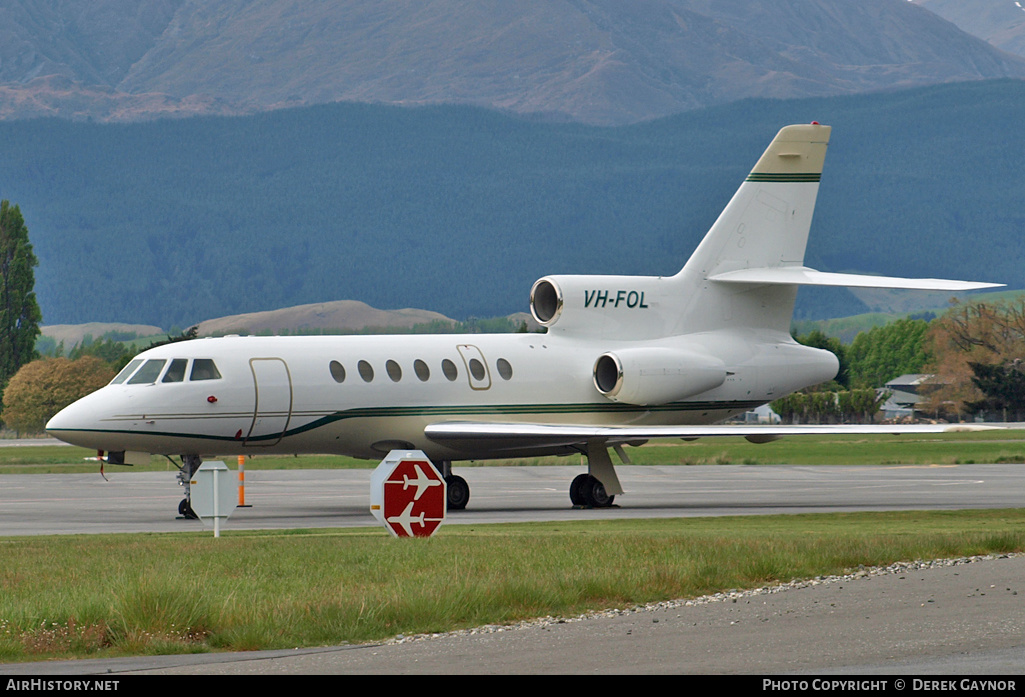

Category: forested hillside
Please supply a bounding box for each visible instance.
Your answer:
[1,80,1023,328]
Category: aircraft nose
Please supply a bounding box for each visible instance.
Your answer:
[45,393,106,448]
[45,400,83,439]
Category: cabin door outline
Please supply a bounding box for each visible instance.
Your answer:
[245,357,293,447]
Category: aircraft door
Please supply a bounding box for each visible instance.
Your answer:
[245,358,293,447]
[456,344,491,390]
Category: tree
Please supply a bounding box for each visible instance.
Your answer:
[68,336,134,373]
[965,359,1025,421]
[1,357,114,434]
[0,201,42,401]
[846,319,931,389]
[771,388,887,424]
[922,299,1025,419]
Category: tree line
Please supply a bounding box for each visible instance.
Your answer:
[772,302,1025,424]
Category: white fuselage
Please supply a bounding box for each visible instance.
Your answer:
[44,329,838,462]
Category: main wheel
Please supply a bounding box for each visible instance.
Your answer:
[446,474,469,510]
[580,475,615,508]
[569,473,590,506]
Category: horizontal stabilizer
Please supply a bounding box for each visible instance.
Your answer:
[708,266,1003,292]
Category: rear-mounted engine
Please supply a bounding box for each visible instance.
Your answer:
[529,277,563,326]
[592,347,727,405]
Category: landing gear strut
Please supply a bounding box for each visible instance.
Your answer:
[176,454,202,519]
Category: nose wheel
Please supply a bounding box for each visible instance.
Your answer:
[178,498,197,519]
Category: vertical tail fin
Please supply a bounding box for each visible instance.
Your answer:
[668,123,831,335]
[528,123,997,343]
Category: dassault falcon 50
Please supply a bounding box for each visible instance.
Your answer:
[46,124,1002,515]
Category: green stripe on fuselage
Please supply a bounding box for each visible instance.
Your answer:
[745,173,821,183]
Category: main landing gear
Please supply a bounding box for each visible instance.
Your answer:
[438,460,469,511]
[568,442,625,508]
[443,444,625,511]
[569,473,615,508]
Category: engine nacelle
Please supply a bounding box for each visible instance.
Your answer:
[592,346,727,405]
[530,274,671,339]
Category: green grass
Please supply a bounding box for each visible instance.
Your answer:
[3,429,1025,474]
[1,510,1023,662]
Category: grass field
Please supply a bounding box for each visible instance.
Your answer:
[2,430,1024,663]
[1,510,1023,662]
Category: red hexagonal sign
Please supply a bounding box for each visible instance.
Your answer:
[370,450,447,537]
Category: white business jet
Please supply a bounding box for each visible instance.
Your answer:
[46,124,1002,516]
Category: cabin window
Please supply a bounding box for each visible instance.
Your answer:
[468,358,486,381]
[111,359,144,385]
[441,358,458,381]
[190,359,221,381]
[386,360,402,382]
[358,360,374,382]
[496,358,513,380]
[329,360,346,383]
[127,359,166,385]
[413,359,430,381]
[162,359,188,383]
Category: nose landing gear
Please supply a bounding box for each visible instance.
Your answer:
[175,454,202,519]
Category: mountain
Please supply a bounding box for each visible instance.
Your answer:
[2,80,1023,329]
[915,0,1025,58]
[3,0,1025,125]
[195,300,454,336]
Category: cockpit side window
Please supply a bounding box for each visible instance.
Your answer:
[190,359,222,381]
[162,359,188,383]
[110,359,144,385]
[127,359,167,385]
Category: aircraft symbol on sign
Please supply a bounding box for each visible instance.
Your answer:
[402,463,444,500]
[386,501,427,537]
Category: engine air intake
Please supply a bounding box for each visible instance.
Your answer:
[530,278,562,326]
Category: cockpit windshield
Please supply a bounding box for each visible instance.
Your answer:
[110,359,144,385]
[113,358,222,385]
[162,358,188,383]
[126,359,166,384]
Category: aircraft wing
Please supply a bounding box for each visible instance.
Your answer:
[424,421,999,454]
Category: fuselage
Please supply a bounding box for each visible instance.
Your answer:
[45,329,838,462]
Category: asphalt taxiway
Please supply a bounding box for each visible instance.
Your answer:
[2,462,1024,535]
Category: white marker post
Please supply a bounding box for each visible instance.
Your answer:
[190,461,238,537]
